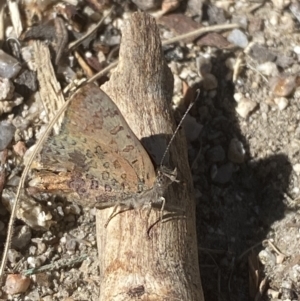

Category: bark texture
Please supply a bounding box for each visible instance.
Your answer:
[96,12,204,301]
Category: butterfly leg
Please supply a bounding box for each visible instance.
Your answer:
[104,202,120,228]
[159,197,166,223]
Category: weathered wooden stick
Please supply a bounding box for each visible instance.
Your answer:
[96,12,204,301]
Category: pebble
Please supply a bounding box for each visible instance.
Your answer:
[11,225,32,249]
[202,73,218,90]
[258,249,276,266]
[196,55,212,78]
[182,114,203,141]
[274,97,289,110]
[4,274,31,295]
[227,29,248,48]
[257,62,279,77]
[0,78,14,100]
[13,141,27,157]
[270,76,296,97]
[228,138,245,163]
[7,249,21,265]
[225,57,235,70]
[290,1,300,23]
[271,0,290,10]
[131,0,161,10]
[0,121,15,151]
[247,44,277,64]
[206,145,225,163]
[211,162,235,184]
[235,98,257,118]
[294,46,300,55]
[233,92,243,102]
[0,50,21,79]
[293,163,300,175]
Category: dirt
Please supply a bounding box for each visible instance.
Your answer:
[1,0,300,300]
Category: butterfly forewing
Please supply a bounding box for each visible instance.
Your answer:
[32,84,156,207]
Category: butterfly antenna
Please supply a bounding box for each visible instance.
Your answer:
[160,89,201,166]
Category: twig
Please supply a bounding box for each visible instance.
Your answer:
[68,6,114,51]
[74,50,94,78]
[86,61,118,84]
[21,254,88,276]
[87,23,241,85]
[161,23,240,46]
[7,0,23,37]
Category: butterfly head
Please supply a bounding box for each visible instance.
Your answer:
[155,166,178,195]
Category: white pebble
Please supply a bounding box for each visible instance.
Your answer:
[294,45,300,55]
[274,97,289,110]
[235,98,257,118]
[227,29,248,48]
[293,163,300,175]
[257,62,279,77]
[233,92,243,102]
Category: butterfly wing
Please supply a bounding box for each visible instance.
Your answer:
[31,84,156,207]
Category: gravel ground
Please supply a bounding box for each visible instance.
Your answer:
[1,0,300,300]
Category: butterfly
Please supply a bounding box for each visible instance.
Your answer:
[29,83,178,225]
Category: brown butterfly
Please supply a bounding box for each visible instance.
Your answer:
[29,83,177,225]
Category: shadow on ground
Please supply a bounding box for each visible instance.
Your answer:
[190,52,292,301]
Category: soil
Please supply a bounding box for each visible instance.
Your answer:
[1,0,300,300]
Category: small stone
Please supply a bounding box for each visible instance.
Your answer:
[235,98,257,118]
[11,225,32,249]
[257,62,279,77]
[280,12,295,32]
[207,4,226,24]
[258,249,276,266]
[294,46,300,55]
[0,121,16,151]
[182,114,203,141]
[0,50,21,79]
[4,274,31,295]
[0,78,14,100]
[202,73,218,90]
[225,57,235,70]
[271,0,290,10]
[196,55,212,78]
[290,1,300,23]
[206,145,225,163]
[228,138,245,163]
[293,163,300,175]
[247,44,277,64]
[0,94,23,115]
[211,162,234,184]
[227,29,248,48]
[275,54,294,69]
[66,237,77,252]
[7,249,21,264]
[233,92,243,102]
[131,0,161,10]
[27,256,45,268]
[14,69,38,97]
[13,141,27,157]
[274,97,289,110]
[270,76,296,97]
